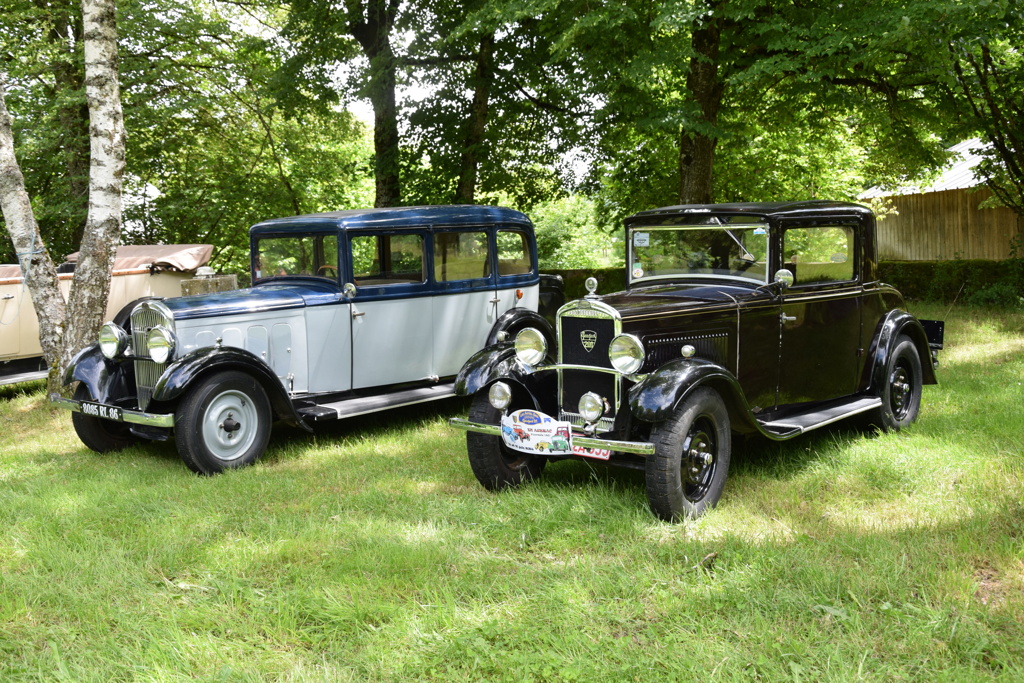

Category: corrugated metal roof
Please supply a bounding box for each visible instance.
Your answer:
[859,139,988,199]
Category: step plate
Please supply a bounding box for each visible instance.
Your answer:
[298,383,457,421]
[760,397,881,435]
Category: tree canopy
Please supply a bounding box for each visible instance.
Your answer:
[2,0,1023,268]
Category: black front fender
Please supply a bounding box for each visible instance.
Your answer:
[63,344,136,403]
[486,308,555,347]
[454,342,556,412]
[629,358,759,432]
[152,346,311,431]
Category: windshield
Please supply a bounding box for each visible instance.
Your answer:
[629,224,769,284]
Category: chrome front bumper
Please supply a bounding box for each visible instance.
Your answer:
[51,395,176,428]
[449,417,656,456]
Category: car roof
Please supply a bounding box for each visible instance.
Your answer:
[625,200,873,226]
[249,205,532,236]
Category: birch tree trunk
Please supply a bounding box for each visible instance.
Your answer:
[0,74,67,378]
[0,0,124,395]
[65,0,126,369]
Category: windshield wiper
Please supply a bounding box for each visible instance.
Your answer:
[724,229,755,261]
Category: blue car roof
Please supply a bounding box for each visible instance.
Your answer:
[249,205,532,236]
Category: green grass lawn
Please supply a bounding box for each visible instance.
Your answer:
[2,303,1022,681]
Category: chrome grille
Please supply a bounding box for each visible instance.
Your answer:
[130,304,170,411]
[557,301,621,432]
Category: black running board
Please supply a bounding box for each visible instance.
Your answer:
[297,383,457,421]
[758,397,881,437]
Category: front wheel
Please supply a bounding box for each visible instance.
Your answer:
[71,383,141,453]
[645,387,731,521]
[174,370,272,474]
[872,335,922,432]
[466,391,545,490]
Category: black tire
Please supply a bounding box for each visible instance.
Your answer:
[70,383,141,453]
[174,370,272,474]
[466,391,546,490]
[872,334,922,432]
[645,387,731,521]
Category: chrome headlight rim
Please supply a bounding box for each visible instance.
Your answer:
[146,325,176,364]
[578,391,606,423]
[609,333,645,375]
[98,321,129,360]
[488,381,512,411]
[514,327,547,366]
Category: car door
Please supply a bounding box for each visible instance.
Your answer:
[430,227,500,379]
[348,230,435,389]
[776,222,863,405]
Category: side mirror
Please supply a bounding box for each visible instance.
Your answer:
[342,282,357,299]
[773,268,794,289]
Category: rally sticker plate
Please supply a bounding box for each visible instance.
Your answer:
[500,409,611,460]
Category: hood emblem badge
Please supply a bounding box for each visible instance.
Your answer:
[580,330,597,352]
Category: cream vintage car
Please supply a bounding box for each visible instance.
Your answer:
[1,245,213,386]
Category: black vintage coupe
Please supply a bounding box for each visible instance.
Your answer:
[450,201,944,521]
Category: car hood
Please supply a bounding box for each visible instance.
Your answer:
[595,282,761,319]
[160,282,340,321]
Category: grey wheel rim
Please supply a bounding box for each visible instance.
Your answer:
[201,389,259,462]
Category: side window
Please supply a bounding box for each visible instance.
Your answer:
[496,230,531,275]
[350,234,424,284]
[434,231,488,281]
[256,234,338,279]
[783,226,854,285]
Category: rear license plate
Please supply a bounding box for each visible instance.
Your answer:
[80,401,123,422]
[500,409,611,460]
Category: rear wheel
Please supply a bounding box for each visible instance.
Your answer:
[71,383,141,453]
[646,387,731,521]
[872,335,922,432]
[466,391,545,490]
[174,371,272,474]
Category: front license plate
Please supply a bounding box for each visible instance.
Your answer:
[80,401,123,422]
[500,409,611,460]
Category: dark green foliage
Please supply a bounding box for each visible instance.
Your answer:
[878,259,1024,308]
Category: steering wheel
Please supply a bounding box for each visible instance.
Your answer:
[318,264,339,274]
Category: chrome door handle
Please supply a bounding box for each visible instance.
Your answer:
[781,314,797,322]
[1,294,13,300]
[352,311,365,318]
[490,297,501,304]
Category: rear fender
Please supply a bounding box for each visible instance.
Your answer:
[629,358,760,432]
[152,346,311,431]
[866,310,938,391]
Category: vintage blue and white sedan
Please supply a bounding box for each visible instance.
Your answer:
[54,206,563,474]
[450,201,944,521]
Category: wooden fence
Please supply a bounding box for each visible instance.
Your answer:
[876,187,1023,261]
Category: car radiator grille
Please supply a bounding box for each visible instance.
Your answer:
[130,306,167,411]
[558,310,617,431]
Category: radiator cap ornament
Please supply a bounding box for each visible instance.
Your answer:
[584,276,599,299]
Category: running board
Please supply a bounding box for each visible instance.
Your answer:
[297,383,457,421]
[758,397,881,437]
[0,369,48,386]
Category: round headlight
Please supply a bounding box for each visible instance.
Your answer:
[98,322,128,359]
[147,325,176,364]
[488,381,512,411]
[514,327,547,366]
[609,334,645,374]
[578,392,606,423]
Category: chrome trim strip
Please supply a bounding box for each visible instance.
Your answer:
[51,396,175,428]
[448,417,656,456]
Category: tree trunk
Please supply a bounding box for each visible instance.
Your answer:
[454,33,495,204]
[64,0,126,369]
[0,0,124,396]
[349,0,401,207]
[677,1,725,205]
[0,75,67,386]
